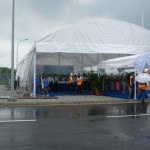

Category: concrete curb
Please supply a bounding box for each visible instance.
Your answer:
[0,98,148,107]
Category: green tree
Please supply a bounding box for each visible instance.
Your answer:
[0,67,16,84]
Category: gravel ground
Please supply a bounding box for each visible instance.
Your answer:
[0,84,11,97]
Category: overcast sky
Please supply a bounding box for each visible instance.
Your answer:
[0,0,149,68]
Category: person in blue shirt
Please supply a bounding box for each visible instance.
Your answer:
[42,76,49,96]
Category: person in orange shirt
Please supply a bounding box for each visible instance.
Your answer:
[68,73,74,93]
[76,73,83,94]
[129,72,134,99]
[138,82,147,103]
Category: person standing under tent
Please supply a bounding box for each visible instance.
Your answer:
[129,72,135,99]
[48,74,54,92]
[54,74,58,92]
[42,76,49,96]
[76,73,83,94]
[41,75,44,94]
[41,73,45,81]
[138,82,148,103]
[68,73,74,93]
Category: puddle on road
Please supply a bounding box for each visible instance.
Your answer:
[0,102,149,119]
[88,107,107,116]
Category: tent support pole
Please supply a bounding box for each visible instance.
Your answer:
[97,54,99,75]
[101,54,107,62]
[58,52,60,65]
[134,68,136,99]
[33,47,36,97]
[82,53,83,75]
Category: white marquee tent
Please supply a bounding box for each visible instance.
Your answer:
[98,53,150,72]
[84,54,139,74]
[98,53,150,99]
[16,19,150,96]
[134,53,150,99]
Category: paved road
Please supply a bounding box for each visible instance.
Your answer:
[0,103,150,150]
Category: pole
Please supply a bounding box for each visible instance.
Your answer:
[141,0,144,27]
[10,0,15,98]
[133,0,144,99]
[134,68,136,99]
[33,43,36,97]
[97,54,99,75]
[82,53,83,75]
[58,52,60,65]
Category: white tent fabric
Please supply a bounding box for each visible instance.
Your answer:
[98,54,140,69]
[16,19,150,94]
[134,53,150,72]
[35,53,121,67]
[98,53,150,75]
[35,19,150,54]
[16,50,34,87]
[98,53,150,72]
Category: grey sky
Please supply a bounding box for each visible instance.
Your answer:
[0,0,149,68]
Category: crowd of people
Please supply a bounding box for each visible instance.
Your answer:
[35,73,90,96]
[36,73,58,96]
[33,71,149,100]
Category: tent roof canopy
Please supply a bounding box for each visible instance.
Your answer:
[35,18,150,54]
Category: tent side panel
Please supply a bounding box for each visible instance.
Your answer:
[17,51,34,88]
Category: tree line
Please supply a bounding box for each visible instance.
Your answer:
[0,67,16,84]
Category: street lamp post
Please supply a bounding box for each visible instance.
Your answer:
[141,0,144,27]
[134,0,144,99]
[10,0,15,98]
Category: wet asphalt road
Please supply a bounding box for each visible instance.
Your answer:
[0,103,150,150]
